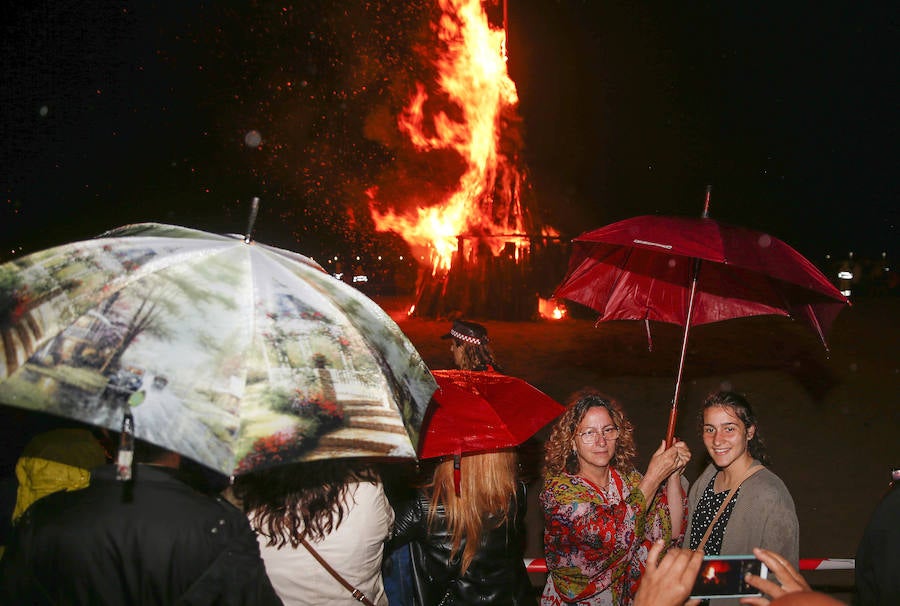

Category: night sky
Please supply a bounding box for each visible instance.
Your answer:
[2,1,896,266]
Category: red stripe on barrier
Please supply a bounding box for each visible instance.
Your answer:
[524,557,854,574]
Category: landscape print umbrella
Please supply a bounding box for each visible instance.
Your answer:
[553,198,849,444]
[0,223,437,476]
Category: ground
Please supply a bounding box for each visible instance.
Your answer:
[383,295,900,602]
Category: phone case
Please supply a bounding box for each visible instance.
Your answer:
[689,554,769,599]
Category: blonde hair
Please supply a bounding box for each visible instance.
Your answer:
[427,450,519,575]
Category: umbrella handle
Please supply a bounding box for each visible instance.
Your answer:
[665,403,678,447]
[667,256,702,447]
[244,197,260,243]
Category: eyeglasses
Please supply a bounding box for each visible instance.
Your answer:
[576,426,619,444]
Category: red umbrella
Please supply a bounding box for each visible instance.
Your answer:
[420,370,564,459]
[553,197,849,444]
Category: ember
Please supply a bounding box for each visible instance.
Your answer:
[368,0,564,320]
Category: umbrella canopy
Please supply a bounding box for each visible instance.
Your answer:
[554,215,849,347]
[419,370,564,459]
[0,223,437,476]
[553,213,850,444]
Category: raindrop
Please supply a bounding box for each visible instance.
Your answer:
[667,258,676,268]
[244,130,262,148]
[39,105,49,117]
[758,234,772,248]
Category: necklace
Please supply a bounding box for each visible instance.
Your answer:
[600,469,612,489]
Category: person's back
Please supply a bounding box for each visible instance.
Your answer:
[235,461,393,606]
[855,473,900,606]
[389,453,535,606]
[254,479,393,605]
[400,485,532,605]
[0,451,281,605]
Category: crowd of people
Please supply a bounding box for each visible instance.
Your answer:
[0,319,895,605]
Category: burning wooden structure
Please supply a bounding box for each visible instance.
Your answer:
[410,233,567,320]
[367,0,566,320]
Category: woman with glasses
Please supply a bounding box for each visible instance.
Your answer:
[683,392,799,590]
[540,389,691,606]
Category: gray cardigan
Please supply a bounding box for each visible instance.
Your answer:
[685,462,799,562]
[684,461,799,603]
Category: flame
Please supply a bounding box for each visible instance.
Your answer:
[369,0,536,274]
[538,297,567,320]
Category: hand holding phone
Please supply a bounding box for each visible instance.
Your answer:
[741,547,813,605]
[689,555,768,600]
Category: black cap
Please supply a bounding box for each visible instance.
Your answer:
[441,320,488,345]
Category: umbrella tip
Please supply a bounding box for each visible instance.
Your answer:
[244,197,260,243]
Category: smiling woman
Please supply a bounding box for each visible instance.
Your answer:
[540,389,691,605]
[684,391,799,606]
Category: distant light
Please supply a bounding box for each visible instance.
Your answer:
[399,255,404,260]
[355,256,360,261]
[333,255,338,261]
[840,289,851,297]
[377,256,382,261]
[244,130,262,148]
[838,271,853,280]
[352,275,368,283]
[333,273,343,280]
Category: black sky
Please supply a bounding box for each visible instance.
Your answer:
[2,1,897,265]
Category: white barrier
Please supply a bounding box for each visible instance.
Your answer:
[523,557,855,573]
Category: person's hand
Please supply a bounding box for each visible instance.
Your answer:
[642,440,691,495]
[739,547,811,605]
[633,540,703,606]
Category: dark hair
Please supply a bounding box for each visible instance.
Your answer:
[452,338,504,372]
[544,388,637,475]
[233,459,380,547]
[699,391,771,466]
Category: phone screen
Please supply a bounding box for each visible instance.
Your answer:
[689,555,768,599]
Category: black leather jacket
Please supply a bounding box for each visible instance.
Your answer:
[388,483,535,606]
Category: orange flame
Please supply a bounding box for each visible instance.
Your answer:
[538,297,567,320]
[369,0,540,274]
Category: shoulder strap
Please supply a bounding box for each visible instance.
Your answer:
[696,465,764,552]
[299,536,376,606]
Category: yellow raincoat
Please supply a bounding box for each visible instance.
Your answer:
[13,428,107,520]
[1,428,107,559]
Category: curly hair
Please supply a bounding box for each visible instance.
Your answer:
[232,459,380,548]
[427,450,519,576]
[543,388,637,476]
[698,391,771,466]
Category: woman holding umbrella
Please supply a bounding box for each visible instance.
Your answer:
[541,389,690,606]
[384,365,565,605]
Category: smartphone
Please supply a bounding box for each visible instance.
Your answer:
[689,555,769,600]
